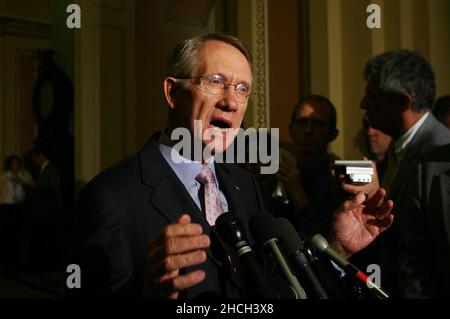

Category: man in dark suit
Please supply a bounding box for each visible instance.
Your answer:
[72,33,394,299]
[399,144,450,298]
[345,50,450,297]
[29,147,60,201]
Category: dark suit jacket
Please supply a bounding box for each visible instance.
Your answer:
[72,134,265,298]
[35,162,60,194]
[399,144,450,298]
[351,114,450,296]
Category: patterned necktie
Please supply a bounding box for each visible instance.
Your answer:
[195,165,224,226]
[381,147,398,195]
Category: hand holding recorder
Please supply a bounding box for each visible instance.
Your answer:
[332,159,380,199]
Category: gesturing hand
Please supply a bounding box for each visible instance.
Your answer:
[147,214,210,299]
[330,188,394,259]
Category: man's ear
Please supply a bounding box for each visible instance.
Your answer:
[328,128,339,142]
[398,92,413,112]
[163,77,178,110]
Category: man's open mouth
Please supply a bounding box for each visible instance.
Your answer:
[209,119,232,130]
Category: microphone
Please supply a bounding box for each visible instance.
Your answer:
[275,218,329,299]
[250,212,307,299]
[310,234,390,299]
[302,238,350,299]
[215,212,279,299]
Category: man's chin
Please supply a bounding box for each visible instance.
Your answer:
[203,138,232,156]
[204,129,237,152]
[297,144,318,153]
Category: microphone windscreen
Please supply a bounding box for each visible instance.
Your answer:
[310,234,329,253]
[274,218,304,255]
[215,211,236,231]
[215,212,244,248]
[249,211,279,245]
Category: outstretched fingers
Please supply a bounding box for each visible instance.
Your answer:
[157,270,206,299]
[147,214,211,298]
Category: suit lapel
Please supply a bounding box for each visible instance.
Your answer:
[215,163,247,222]
[150,170,210,230]
[140,135,209,230]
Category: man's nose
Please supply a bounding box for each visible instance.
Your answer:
[218,88,239,111]
[367,126,377,137]
[300,121,314,133]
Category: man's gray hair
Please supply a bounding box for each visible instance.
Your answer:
[167,33,252,78]
[363,50,435,112]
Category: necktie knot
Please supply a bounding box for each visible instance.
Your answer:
[196,166,216,185]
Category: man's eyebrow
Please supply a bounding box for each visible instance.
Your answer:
[240,80,252,88]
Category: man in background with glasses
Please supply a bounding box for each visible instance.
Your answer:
[276,95,341,238]
[72,33,393,299]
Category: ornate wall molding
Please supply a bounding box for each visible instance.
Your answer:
[252,0,269,128]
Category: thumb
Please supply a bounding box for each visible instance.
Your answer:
[354,191,368,205]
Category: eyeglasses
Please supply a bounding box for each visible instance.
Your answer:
[176,74,252,103]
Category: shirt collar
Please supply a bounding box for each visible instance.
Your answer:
[41,160,49,173]
[158,130,218,187]
[394,112,429,155]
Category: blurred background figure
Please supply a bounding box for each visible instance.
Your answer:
[362,116,392,164]
[18,144,62,272]
[433,95,450,129]
[0,155,32,265]
[242,131,294,218]
[0,155,32,263]
[281,95,341,237]
[28,146,60,195]
[0,143,62,273]
[0,155,32,205]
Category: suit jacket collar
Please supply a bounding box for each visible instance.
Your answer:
[390,114,437,198]
[140,133,248,228]
[140,133,210,230]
